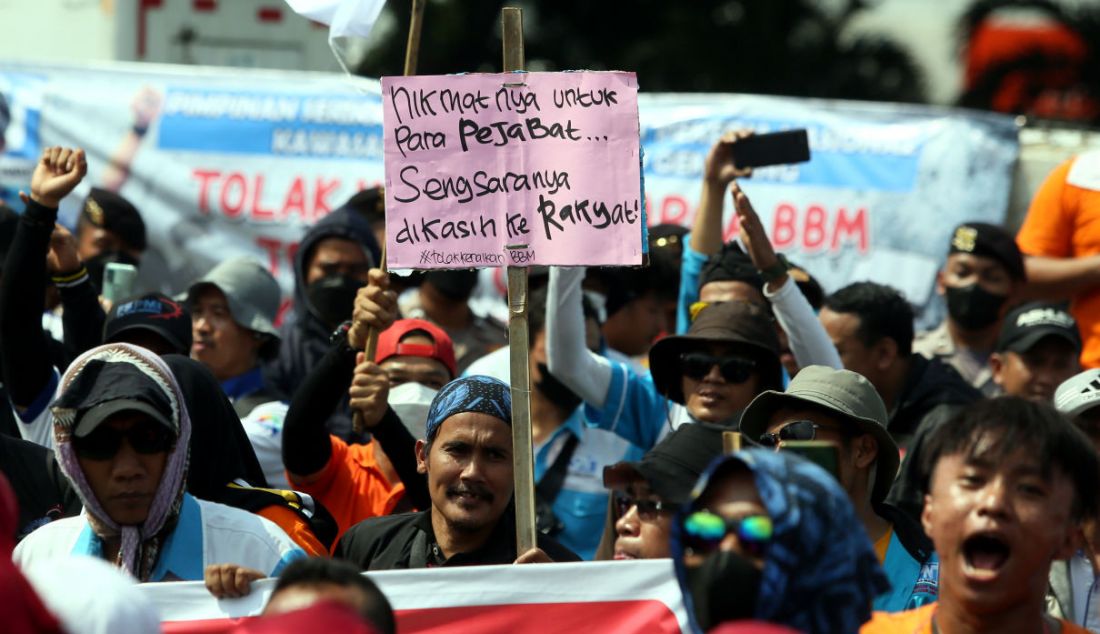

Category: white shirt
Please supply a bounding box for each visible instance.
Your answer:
[14,494,305,581]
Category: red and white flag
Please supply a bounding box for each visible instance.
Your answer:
[145,560,690,633]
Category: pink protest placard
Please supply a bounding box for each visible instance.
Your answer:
[381,71,643,268]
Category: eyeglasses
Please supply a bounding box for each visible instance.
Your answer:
[757,420,838,448]
[614,491,675,522]
[681,510,773,557]
[680,352,756,383]
[72,420,175,461]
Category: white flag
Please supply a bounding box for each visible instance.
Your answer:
[285,0,386,39]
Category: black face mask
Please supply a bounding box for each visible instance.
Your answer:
[85,250,140,293]
[426,270,479,302]
[307,274,362,330]
[945,283,1007,331]
[536,362,583,413]
[684,550,761,631]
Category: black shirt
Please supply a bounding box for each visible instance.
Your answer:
[335,507,580,570]
[0,434,81,541]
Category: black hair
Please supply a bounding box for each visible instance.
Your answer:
[272,558,395,634]
[699,242,765,294]
[919,396,1100,522]
[527,284,599,348]
[824,282,914,356]
[647,245,683,302]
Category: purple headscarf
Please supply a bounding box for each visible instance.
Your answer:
[50,343,192,581]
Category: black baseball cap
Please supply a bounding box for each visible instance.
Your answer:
[81,188,147,252]
[104,293,192,356]
[996,302,1081,354]
[948,222,1026,282]
[603,422,726,504]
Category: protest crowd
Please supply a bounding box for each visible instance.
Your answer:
[6,12,1100,634]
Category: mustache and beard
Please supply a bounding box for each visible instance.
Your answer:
[445,481,496,532]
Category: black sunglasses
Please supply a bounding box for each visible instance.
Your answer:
[679,352,756,383]
[72,420,175,461]
[614,491,675,522]
[758,420,837,448]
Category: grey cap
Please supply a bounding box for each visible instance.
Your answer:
[739,365,899,504]
[74,398,174,438]
[188,257,281,342]
[1055,369,1100,418]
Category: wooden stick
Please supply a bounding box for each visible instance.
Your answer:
[403,0,426,76]
[501,6,536,556]
[722,431,743,454]
[355,0,425,432]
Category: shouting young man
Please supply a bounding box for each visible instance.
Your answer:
[862,397,1099,634]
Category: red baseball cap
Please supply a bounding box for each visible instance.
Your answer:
[375,319,457,378]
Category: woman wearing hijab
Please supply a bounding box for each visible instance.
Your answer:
[13,343,305,581]
[673,449,889,633]
[164,354,335,555]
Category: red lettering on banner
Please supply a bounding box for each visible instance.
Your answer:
[275,297,294,328]
[722,214,740,243]
[283,177,307,220]
[287,242,300,272]
[832,207,869,253]
[192,169,221,214]
[803,205,827,251]
[250,174,276,221]
[255,236,301,278]
[256,236,282,275]
[312,178,340,219]
[220,173,246,218]
[772,203,797,249]
[659,195,689,225]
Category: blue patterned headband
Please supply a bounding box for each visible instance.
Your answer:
[424,375,512,442]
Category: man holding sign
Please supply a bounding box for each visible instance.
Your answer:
[334,375,579,568]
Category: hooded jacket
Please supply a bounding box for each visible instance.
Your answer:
[263,206,380,440]
[888,354,982,448]
[885,355,983,524]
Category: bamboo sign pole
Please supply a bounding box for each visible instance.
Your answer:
[359,0,426,389]
[501,6,538,556]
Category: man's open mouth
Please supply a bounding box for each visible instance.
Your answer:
[962,533,1011,577]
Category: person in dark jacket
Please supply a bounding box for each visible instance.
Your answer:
[334,375,579,569]
[818,281,982,451]
[740,365,938,612]
[264,203,380,440]
[0,434,80,542]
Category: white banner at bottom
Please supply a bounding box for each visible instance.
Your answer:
[140,559,691,633]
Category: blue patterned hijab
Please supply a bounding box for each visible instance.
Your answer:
[672,448,889,634]
[424,375,512,442]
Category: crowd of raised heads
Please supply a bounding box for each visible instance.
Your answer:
[5,138,1100,634]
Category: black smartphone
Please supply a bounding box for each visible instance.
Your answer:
[730,129,811,169]
[777,440,840,480]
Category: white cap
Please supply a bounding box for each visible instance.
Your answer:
[1054,369,1100,418]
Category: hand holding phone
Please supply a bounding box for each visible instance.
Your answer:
[729,129,811,170]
